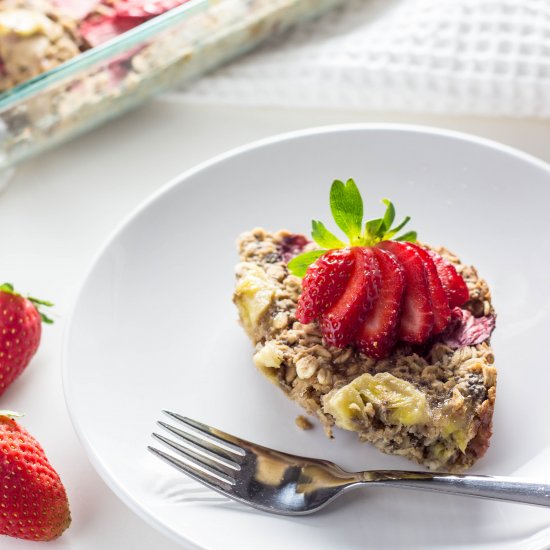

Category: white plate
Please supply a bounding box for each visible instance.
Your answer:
[63,125,550,550]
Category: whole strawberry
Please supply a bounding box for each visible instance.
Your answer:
[0,283,52,397]
[0,412,70,541]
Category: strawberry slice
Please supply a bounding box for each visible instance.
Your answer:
[408,243,451,334]
[355,248,405,359]
[377,241,434,343]
[79,15,138,47]
[428,251,469,308]
[321,247,380,348]
[296,248,355,324]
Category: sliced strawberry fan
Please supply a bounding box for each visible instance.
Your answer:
[289,179,470,359]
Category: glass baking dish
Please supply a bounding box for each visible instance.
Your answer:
[0,0,345,173]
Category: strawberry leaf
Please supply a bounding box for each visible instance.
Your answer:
[383,216,411,239]
[395,230,417,242]
[381,199,395,232]
[0,283,14,293]
[39,312,54,324]
[28,296,54,307]
[27,295,55,324]
[330,179,363,243]
[311,220,345,249]
[365,218,384,241]
[288,249,327,278]
[0,410,23,419]
[295,180,416,256]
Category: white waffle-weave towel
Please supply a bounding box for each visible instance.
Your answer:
[179,0,550,117]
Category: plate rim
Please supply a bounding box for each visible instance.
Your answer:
[61,123,550,550]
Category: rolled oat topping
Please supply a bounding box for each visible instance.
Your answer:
[295,415,313,431]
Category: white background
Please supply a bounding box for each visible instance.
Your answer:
[1,99,549,549]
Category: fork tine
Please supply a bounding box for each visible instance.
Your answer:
[152,431,241,472]
[148,443,236,488]
[157,420,245,464]
[162,411,246,457]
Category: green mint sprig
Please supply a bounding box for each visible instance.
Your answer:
[288,179,416,277]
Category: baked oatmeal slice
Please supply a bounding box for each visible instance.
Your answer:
[233,228,496,472]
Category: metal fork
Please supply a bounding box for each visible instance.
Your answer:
[148,411,550,515]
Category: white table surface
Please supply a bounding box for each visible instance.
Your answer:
[1,100,549,549]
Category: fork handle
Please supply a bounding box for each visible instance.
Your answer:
[362,472,550,507]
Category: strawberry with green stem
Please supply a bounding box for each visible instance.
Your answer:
[288,179,469,358]
[0,283,53,397]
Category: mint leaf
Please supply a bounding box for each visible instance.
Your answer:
[395,230,417,242]
[330,179,363,242]
[288,249,327,278]
[311,220,345,249]
[383,216,411,239]
[381,199,395,232]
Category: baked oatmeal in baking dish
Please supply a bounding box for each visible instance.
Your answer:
[233,179,496,473]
